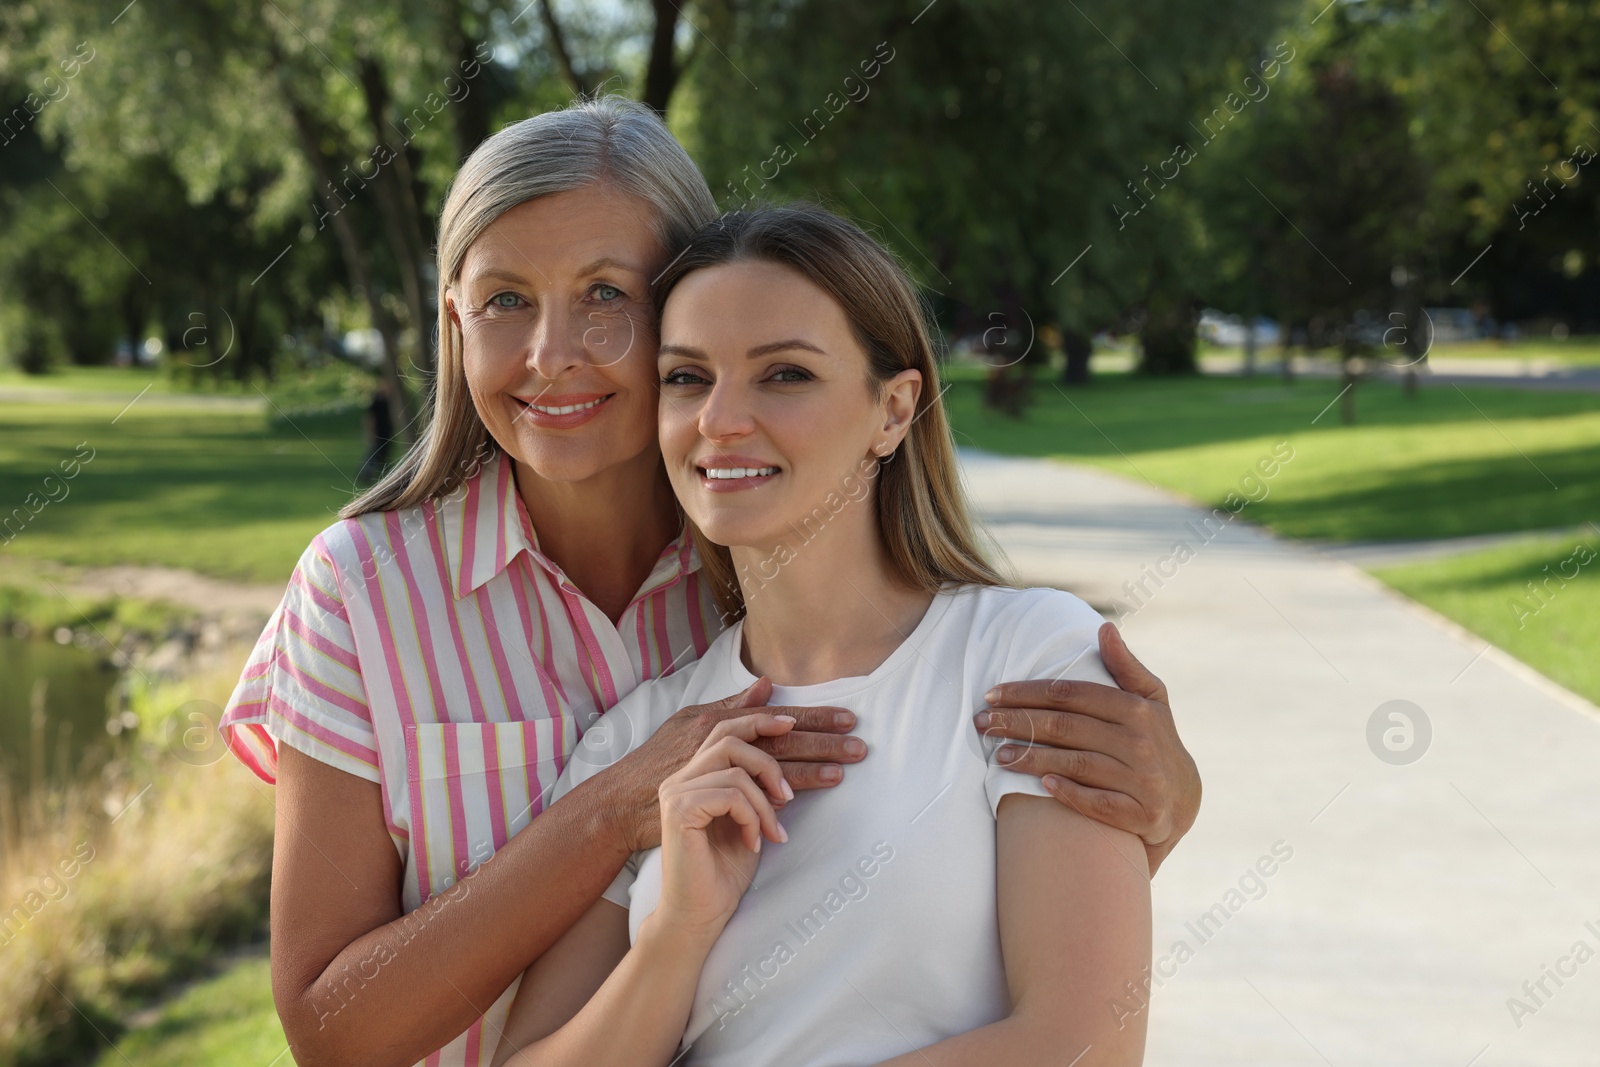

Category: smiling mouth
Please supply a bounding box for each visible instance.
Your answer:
[700,466,780,480]
[521,395,612,416]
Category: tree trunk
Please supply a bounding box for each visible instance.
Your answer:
[1340,348,1358,425]
[641,0,683,115]
[539,0,593,98]
[447,0,491,159]
[1242,319,1257,377]
[1060,327,1092,385]
[277,77,419,443]
[1138,290,1197,376]
[359,56,435,379]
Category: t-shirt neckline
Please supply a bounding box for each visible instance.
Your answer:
[723,586,963,702]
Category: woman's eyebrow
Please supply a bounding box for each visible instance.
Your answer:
[657,338,829,361]
[577,256,643,277]
[465,267,531,287]
[747,339,827,358]
[657,343,706,360]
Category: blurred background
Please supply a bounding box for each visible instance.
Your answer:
[1,0,1597,1064]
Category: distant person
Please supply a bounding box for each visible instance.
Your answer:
[357,378,395,485]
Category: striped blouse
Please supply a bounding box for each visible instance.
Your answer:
[219,448,722,1067]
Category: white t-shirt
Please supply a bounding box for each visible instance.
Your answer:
[551,583,1112,1067]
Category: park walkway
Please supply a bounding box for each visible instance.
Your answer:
[960,449,1600,1067]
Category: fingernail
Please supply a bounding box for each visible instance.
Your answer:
[998,744,1018,763]
[821,764,842,783]
[984,687,1000,704]
[1043,774,1063,792]
[755,837,762,853]
[974,711,992,729]
[775,714,797,724]
[834,711,855,728]
[843,738,866,757]
[776,822,789,843]
[780,780,794,801]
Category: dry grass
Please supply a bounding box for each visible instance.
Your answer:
[0,662,275,1066]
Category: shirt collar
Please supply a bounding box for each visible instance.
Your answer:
[440,449,699,601]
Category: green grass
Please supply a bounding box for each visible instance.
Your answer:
[1374,532,1600,704]
[92,951,288,1067]
[1427,337,1600,364]
[944,370,1600,542]
[0,399,365,583]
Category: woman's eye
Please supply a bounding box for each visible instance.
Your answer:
[661,368,710,387]
[768,366,812,383]
[488,292,524,310]
[592,284,624,302]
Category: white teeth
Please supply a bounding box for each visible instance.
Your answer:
[703,467,779,480]
[527,397,606,415]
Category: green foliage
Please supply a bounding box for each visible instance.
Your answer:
[681,0,1295,371]
[89,951,286,1067]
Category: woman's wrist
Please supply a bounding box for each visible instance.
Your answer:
[637,907,725,960]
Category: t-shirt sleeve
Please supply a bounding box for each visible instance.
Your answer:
[549,667,699,909]
[982,590,1115,818]
[219,533,380,785]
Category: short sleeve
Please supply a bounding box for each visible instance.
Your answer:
[983,590,1115,818]
[219,533,380,785]
[550,667,699,909]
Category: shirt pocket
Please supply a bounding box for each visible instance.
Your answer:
[404,718,568,904]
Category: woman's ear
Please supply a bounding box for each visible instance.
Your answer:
[445,291,461,327]
[880,368,923,449]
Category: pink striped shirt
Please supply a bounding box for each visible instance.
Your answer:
[220,449,722,1066]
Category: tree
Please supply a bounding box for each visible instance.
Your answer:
[1193,3,1432,420]
[678,0,1293,386]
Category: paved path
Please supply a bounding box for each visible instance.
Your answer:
[960,449,1600,1067]
[1198,351,1600,392]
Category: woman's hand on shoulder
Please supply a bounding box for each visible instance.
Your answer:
[655,713,794,941]
[977,623,1200,876]
[608,677,865,853]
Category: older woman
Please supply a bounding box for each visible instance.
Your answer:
[220,96,1199,1067]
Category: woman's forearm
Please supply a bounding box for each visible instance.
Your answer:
[282,771,634,1067]
[500,915,715,1067]
[870,1013,1133,1067]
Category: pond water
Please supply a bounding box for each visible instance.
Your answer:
[0,635,123,789]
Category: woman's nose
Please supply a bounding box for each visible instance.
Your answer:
[525,305,586,380]
[697,380,756,441]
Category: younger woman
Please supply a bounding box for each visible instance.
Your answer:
[491,204,1151,1066]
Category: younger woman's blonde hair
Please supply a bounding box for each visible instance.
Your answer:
[344,95,717,518]
[653,203,1005,619]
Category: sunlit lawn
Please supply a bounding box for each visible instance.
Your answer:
[93,952,288,1067]
[1426,337,1600,364]
[944,369,1600,542]
[4,364,1597,580]
[1373,532,1600,704]
[0,398,364,584]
